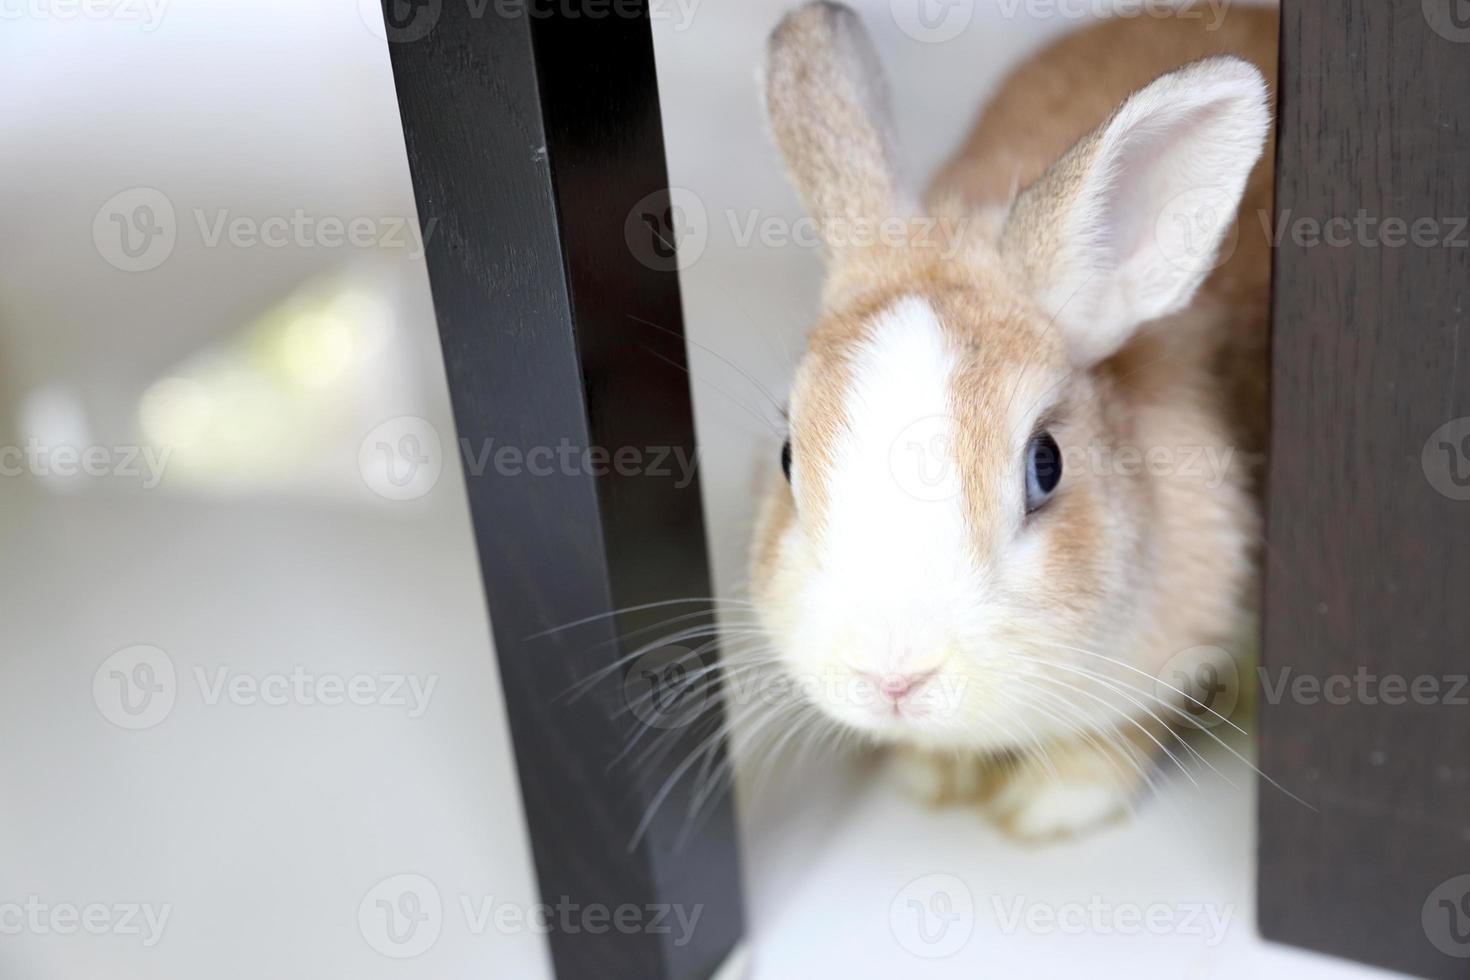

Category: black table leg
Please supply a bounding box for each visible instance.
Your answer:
[1261,2,1470,976]
[379,3,747,977]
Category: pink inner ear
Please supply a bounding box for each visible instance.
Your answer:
[1093,99,1234,273]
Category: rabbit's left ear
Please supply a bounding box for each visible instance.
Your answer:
[765,2,906,266]
[1000,57,1270,367]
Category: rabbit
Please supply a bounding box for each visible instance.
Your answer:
[747,1,1277,840]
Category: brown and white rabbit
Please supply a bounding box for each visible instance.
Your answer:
[749,2,1277,839]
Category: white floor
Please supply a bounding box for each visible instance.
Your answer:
[736,735,1398,978]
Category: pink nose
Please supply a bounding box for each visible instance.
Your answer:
[865,671,935,704]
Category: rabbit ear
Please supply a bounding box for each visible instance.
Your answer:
[1000,57,1270,366]
[765,2,906,263]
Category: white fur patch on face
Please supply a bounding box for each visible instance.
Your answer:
[804,296,985,678]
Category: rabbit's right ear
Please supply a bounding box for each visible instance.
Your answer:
[999,57,1270,367]
[765,2,905,264]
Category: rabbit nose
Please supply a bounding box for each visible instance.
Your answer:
[863,670,936,704]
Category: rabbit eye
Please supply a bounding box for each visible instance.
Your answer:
[781,439,793,482]
[1025,431,1061,513]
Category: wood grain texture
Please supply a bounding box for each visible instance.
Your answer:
[1261,2,1470,976]
[380,2,746,977]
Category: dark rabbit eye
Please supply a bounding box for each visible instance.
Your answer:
[781,439,793,482]
[1025,431,1061,513]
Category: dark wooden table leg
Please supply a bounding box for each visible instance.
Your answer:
[1261,2,1470,976]
[379,3,747,977]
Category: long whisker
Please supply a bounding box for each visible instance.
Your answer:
[1027,646,1314,809]
[629,695,807,851]
[641,344,787,437]
[608,652,779,770]
[1020,671,1202,791]
[1031,640,1248,735]
[555,606,763,661]
[1004,681,1155,798]
[527,596,757,640]
[1022,658,1229,786]
[628,313,788,419]
[560,622,769,702]
[990,695,1061,784]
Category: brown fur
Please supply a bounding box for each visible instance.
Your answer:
[934,8,1278,455]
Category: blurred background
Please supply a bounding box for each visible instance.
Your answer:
[0,0,1390,978]
[0,3,551,977]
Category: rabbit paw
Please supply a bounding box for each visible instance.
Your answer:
[986,739,1150,841]
[894,748,1002,807]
